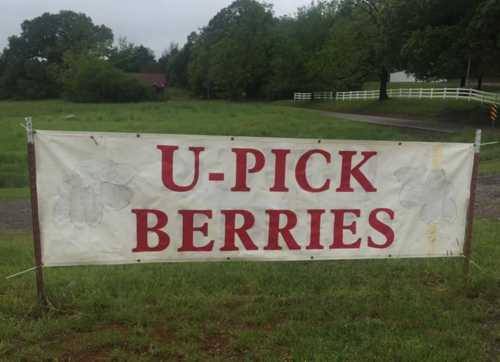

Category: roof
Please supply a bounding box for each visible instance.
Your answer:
[131,73,167,88]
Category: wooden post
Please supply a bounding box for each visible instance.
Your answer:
[25,117,46,305]
[463,129,481,281]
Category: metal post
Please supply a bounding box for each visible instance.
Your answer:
[25,117,46,305]
[463,129,481,281]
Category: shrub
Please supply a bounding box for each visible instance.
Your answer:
[63,55,155,102]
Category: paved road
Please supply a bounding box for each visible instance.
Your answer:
[303,109,463,133]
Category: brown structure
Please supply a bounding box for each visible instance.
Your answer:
[131,73,167,93]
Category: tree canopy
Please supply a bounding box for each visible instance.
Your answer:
[1,1,499,101]
[0,10,113,99]
[109,38,158,73]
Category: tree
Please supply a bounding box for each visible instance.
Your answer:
[62,53,154,102]
[188,0,275,99]
[307,15,373,92]
[466,0,500,88]
[0,10,113,99]
[401,0,499,89]
[159,33,197,88]
[265,1,338,99]
[352,0,416,100]
[109,38,158,73]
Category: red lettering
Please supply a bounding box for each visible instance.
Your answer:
[157,145,204,192]
[231,148,265,192]
[306,209,325,250]
[295,149,331,192]
[270,149,291,192]
[264,210,301,250]
[330,209,362,249]
[220,210,258,251]
[132,209,170,252]
[368,208,395,249]
[178,210,214,252]
[336,151,377,192]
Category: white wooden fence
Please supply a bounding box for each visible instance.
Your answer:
[313,91,334,100]
[335,88,500,105]
[293,92,312,102]
[293,91,334,102]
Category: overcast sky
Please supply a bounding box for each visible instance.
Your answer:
[1,0,311,57]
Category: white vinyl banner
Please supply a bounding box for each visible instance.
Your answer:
[34,130,475,267]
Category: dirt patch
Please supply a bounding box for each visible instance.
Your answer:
[0,200,32,230]
[55,323,128,361]
[475,175,500,220]
[0,175,499,232]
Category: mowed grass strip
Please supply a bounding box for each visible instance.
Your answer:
[0,221,499,360]
[1,99,499,192]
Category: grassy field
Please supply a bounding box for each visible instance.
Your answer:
[1,221,499,360]
[294,98,491,124]
[0,99,499,360]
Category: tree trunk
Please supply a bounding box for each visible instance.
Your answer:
[477,74,483,90]
[379,67,389,101]
[465,56,472,88]
[460,76,466,87]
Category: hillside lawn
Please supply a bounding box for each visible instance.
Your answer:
[0,99,499,360]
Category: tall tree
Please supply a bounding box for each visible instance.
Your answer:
[401,0,499,89]
[188,0,275,99]
[353,0,416,100]
[0,10,113,99]
[109,38,158,73]
[466,0,500,88]
[159,33,197,88]
[266,1,338,98]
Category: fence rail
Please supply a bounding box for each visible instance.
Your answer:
[313,91,334,100]
[334,88,500,105]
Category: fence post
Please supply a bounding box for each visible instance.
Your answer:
[25,117,47,305]
[463,129,481,282]
[430,88,434,99]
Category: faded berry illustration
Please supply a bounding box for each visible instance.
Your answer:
[395,167,457,224]
[54,160,136,228]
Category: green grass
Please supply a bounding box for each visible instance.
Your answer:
[0,187,30,201]
[296,98,490,124]
[1,221,499,360]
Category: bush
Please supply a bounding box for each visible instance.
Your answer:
[63,55,155,102]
